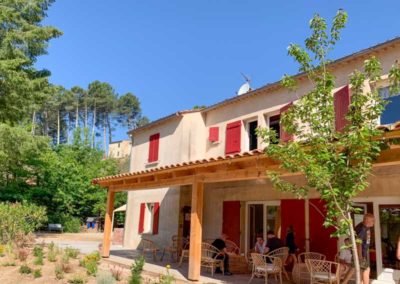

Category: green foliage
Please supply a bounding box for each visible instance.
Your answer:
[1,261,16,266]
[85,260,98,276]
[63,216,82,233]
[0,0,62,124]
[0,244,4,256]
[65,247,80,259]
[34,254,44,265]
[96,271,116,284]
[55,265,64,279]
[19,264,32,274]
[47,249,57,262]
[129,256,145,284]
[81,251,100,276]
[0,202,47,244]
[33,268,42,278]
[159,265,175,284]
[68,275,87,284]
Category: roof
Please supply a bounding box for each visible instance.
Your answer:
[127,109,202,135]
[201,36,400,113]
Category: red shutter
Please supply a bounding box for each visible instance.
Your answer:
[148,133,160,162]
[280,102,293,142]
[209,127,219,142]
[225,121,241,154]
[152,202,160,234]
[222,201,241,246]
[138,203,146,234]
[334,85,351,132]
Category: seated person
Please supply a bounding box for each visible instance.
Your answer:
[340,238,355,284]
[211,233,233,276]
[254,236,268,254]
[265,230,284,254]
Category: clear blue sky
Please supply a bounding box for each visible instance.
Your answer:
[36,0,400,141]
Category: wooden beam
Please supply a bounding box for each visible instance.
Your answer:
[188,181,204,281]
[102,189,115,258]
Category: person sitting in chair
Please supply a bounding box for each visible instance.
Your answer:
[265,230,284,254]
[211,233,233,275]
[254,236,268,254]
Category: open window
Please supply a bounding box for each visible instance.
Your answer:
[138,202,160,235]
[268,114,281,143]
[246,120,258,151]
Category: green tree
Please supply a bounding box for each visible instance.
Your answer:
[0,0,62,124]
[116,93,142,130]
[258,10,400,283]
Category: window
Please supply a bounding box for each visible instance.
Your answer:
[269,115,280,143]
[379,86,400,124]
[148,133,160,163]
[225,121,241,154]
[247,120,258,150]
[138,202,160,235]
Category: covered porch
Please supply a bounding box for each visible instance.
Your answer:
[94,130,400,282]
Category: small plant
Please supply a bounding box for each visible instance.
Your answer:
[33,246,44,257]
[68,274,86,284]
[96,271,116,284]
[48,241,55,251]
[34,254,44,265]
[85,259,98,276]
[129,256,145,284]
[65,247,80,259]
[110,265,124,281]
[33,268,42,278]
[159,265,175,284]
[1,261,16,266]
[48,249,57,262]
[18,248,29,261]
[0,244,5,256]
[55,265,64,280]
[19,264,32,274]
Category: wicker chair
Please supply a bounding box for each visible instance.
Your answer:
[201,242,225,276]
[225,240,240,254]
[298,252,326,263]
[306,259,340,284]
[266,247,289,280]
[248,253,283,284]
[178,241,190,267]
[138,239,159,261]
[161,235,187,262]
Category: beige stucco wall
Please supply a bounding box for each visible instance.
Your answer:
[108,140,131,158]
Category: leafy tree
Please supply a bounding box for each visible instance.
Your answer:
[258,10,400,283]
[0,0,62,124]
[116,93,142,130]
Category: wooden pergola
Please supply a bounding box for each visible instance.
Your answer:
[94,130,400,281]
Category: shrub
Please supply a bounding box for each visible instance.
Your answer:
[48,241,55,251]
[0,244,5,256]
[33,268,42,278]
[65,247,80,258]
[1,261,16,266]
[0,203,47,244]
[85,259,98,276]
[63,216,81,233]
[61,253,72,273]
[129,256,145,284]
[33,246,44,257]
[68,275,86,284]
[55,265,64,279]
[96,271,116,284]
[48,249,57,262]
[34,254,43,265]
[19,264,32,274]
[110,265,124,281]
[18,248,29,261]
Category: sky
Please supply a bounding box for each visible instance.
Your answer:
[36,0,400,142]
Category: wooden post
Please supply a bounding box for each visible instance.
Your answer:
[102,189,115,258]
[188,182,204,281]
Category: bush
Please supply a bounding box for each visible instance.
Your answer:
[96,271,116,284]
[0,203,47,244]
[48,249,57,262]
[61,253,73,273]
[0,244,5,256]
[34,254,43,265]
[33,268,42,278]
[85,259,98,276]
[18,248,29,261]
[55,265,64,279]
[65,247,80,258]
[110,265,123,281]
[19,264,32,274]
[63,216,81,233]
[68,275,86,284]
[129,256,145,284]
[33,246,44,257]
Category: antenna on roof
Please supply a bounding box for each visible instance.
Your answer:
[237,73,252,96]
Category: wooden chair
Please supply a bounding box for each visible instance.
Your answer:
[178,241,190,267]
[225,240,240,254]
[201,242,225,276]
[298,252,326,263]
[138,239,159,261]
[248,253,283,284]
[160,236,187,262]
[266,247,290,280]
[306,259,340,284]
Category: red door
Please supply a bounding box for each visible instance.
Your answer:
[222,201,241,246]
[309,199,337,261]
[281,199,306,252]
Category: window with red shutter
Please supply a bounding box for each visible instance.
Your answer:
[152,202,160,234]
[138,203,145,234]
[209,127,219,142]
[280,102,293,142]
[148,133,160,162]
[225,121,241,154]
[334,85,351,132]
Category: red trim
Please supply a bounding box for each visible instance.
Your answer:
[334,85,351,132]
[148,133,160,162]
[225,121,241,154]
[209,127,219,142]
[152,202,160,234]
[138,203,146,234]
[280,102,293,142]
